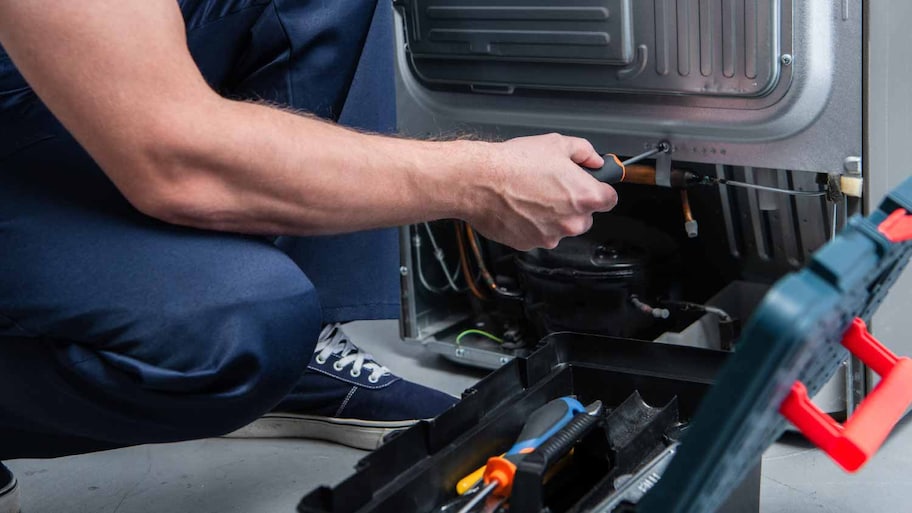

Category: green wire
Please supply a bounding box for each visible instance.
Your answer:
[456,329,504,346]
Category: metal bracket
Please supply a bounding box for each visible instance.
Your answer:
[655,151,673,188]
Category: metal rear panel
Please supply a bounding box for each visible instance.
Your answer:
[400,0,784,98]
[407,1,635,65]
[395,1,862,174]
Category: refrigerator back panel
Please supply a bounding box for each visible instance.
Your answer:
[399,0,786,98]
[395,1,862,174]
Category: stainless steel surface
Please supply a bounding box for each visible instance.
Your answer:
[398,0,786,98]
[398,0,636,66]
[395,1,862,173]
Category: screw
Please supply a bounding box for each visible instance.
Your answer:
[399,266,408,276]
[499,356,511,365]
[455,348,466,357]
[843,156,862,174]
[780,54,793,66]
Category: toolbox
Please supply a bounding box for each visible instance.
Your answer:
[298,179,912,513]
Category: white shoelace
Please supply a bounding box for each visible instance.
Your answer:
[313,324,391,384]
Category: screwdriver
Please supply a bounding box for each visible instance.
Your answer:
[455,397,595,513]
[586,141,672,185]
[456,455,503,496]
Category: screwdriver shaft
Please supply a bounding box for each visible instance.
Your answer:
[621,148,661,166]
[621,142,671,166]
[456,482,498,513]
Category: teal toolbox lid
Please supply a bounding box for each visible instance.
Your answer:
[642,177,912,513]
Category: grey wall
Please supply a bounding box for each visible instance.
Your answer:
[867,0,912,355]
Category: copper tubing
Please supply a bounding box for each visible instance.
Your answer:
[617,165,701,189]
[681,189,695,223]
[454,222,488,301]
[464,224,499,293]
[621,164,659,186]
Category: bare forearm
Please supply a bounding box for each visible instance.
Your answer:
[0,0,618,250]
[152,97,483,235]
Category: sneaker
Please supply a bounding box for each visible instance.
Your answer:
[0,464,19,513]
[227,324,457,450]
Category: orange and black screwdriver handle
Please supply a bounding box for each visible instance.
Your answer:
[584,142,672,185]
[586,154,628,184]
[481,397,585,498]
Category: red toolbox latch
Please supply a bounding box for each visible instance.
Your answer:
[779,318,912,472]
[878,208,912,243]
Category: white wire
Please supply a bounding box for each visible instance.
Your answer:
[415,244,450,294]
[414,224,465,294]
[718,179,828,197]
[423,223,464,290]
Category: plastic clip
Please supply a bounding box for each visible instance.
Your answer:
[780,318,912,472]
[878,208,912,243]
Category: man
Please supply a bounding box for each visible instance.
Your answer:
[0,1,618,510]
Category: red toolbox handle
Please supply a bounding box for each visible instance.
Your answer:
[879,208,912,243]
[780,318,912,472]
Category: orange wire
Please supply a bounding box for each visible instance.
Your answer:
[454,221,488,301]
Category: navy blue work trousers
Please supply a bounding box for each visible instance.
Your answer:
[0,0,400,459]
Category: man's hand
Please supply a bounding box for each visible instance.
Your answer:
[463,134,618,251]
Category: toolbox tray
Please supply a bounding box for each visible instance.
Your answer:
[300,179,912,513]
[298,336,759,513]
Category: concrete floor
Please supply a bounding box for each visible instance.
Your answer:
[7,320,912,513]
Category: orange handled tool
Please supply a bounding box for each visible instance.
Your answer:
[585,142,670,185]
[455,399,602,513]
[452,397,586,513]
[455,454,504,495]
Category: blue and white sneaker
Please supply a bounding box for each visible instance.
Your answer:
[0,464,19,513]
[227,324,457,450]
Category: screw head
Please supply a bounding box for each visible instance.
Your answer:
[499,356,510,365]
[455,348,466,357]
[780,54,793,66]
[399,266,409,276]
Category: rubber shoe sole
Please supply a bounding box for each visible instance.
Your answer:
[0,470,19,513]
[224,413,419,450]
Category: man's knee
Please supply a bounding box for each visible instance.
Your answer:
[160,263,321,431]
[106,254,323,439]
[0,243,323,452]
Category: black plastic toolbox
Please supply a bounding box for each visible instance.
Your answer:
[299,336,759,513]
[299,179,912,513]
